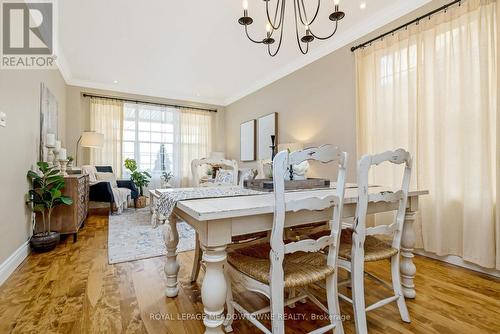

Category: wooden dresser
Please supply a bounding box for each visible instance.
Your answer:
[35,174,89,242]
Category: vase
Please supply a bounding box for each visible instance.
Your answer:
[30,231,60,252]
[135,196,147,208]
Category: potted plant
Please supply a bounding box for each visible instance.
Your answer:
[161,171,173,188]
[26,162,73,252]
[124,158,151,208]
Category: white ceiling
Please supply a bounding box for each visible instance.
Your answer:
[57,0,430,106]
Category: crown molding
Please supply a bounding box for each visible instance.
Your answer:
[223,0,431,106]
[55,47,72,83]
[55,0,430,108]
[63,78,225,107]
[55,45,224,107]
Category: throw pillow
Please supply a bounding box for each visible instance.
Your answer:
[214,169,234,184]
[96,172,118,188]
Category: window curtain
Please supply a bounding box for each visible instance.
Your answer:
[174,108,213,187]
[89,97,124,177]
[355,0,498,268]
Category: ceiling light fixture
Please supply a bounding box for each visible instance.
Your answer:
[113,80,119,84]
[238,0,346,56]
[360,2,366,9]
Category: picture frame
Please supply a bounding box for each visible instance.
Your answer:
[257,112,278,160]
[240,119,256,161]
[39,83,59,162]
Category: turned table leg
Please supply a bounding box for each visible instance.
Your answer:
[400,209,417,299]
[202,245,227,334]
[165,215,180,297]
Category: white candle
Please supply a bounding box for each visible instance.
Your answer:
[55,140,61,151]
[59,148,67,160]
[46,133,56,146]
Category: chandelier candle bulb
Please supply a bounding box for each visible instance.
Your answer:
[238,0,253,26]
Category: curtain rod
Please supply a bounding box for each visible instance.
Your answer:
[351,0,462,52]
[81,93,218,113]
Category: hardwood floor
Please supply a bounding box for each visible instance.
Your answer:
[1,212,499,334]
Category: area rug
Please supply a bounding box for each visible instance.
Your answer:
[108,207,196,264]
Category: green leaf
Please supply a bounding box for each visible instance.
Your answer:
[27,170,40,180]
[46,175,64,185]
[60,196,73,205]
[47,169,61,176]
[37,161,49,171]
[53,182,65,191]
[33,204,45,212]
[50,189,62,198]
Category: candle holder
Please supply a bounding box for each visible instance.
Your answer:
[46,145,56,167]
[53,148,61,169]
[59,159,69,176]
[270,135,276,160]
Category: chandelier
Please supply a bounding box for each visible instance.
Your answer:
[238,0,345,56]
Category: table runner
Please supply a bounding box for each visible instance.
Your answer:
[155,186,265,221]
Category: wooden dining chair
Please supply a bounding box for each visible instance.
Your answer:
[191,157,238,187]
[224,145,348,334]
[338,148,412,334]
[190,157,267,283]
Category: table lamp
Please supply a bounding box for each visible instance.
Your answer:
[75,131,104,166]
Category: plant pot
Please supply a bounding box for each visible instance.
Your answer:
[30,231,60,252]
[135,196,147,208]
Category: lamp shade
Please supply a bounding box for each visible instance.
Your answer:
[277,143,303,153]
[80,131,104,148]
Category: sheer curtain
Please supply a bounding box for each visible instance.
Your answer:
[174,108,213,187]
[356,0,498,268]
[89,97,124,177]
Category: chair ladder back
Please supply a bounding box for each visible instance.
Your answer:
[271,145,348,267]
[267,146,348,334]
[353,148,412,250]
[191,158,238,186]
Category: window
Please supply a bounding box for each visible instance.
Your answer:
[122,103,177,179]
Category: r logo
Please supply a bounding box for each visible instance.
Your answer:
[2,2,53,55]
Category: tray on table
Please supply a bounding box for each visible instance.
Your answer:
[244,178,331,192]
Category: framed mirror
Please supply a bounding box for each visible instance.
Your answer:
[257,112,277,160]
[39,83,59,161]
[240,119,256,161]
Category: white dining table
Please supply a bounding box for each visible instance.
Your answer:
[154,185,428,334]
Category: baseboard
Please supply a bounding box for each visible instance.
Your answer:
[0,241,30,287]
[415,249,500,278]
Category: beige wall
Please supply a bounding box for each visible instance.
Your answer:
[224,0,453,181]
[0,69,67,264]
[65,86,225,166]
[225,45,358,180]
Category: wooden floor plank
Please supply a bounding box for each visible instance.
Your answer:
[0,213,499,334]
